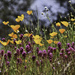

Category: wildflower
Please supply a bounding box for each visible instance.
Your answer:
[24,66,27,69]
[15,18,20,22]
[56,22,61,26]
[53,48,56,52]
[18,14,24,21]
[3,21,9,25]
[22,51,26,59]
[39,43,44,46]
[15,40,22,44]
[32,55,36,61]
[6,61,10,66]
[17,58,22,64]
[0,40,10,46]
[27,10,32,15]
[38,50,42,57]
[43,50,47,57]
[20,34,23,39]
[49,53,53,59]
[49,32,57,37]
[54,41,59,44]
[16,49,20,56]
[25,60,27,63]
[47,39,53,44]
[4,53,8,61]
[10,25,20,32]
[2,38,6,42]
[7,51,12,59]
[59,29,65,34]
[71,18,75,21]
[8,32,17,39]
[60,53,63,57]
[67,43,71,48]
[1,50,4,56]
[20,47,24,53]
[57,42,62,50]
[36,47,39,54]
[64,55,68,59]
[9,40,14,44]
[26,45,31,52]
[61,49,64,53]
[24,33,32,37]
[61,21,69,27]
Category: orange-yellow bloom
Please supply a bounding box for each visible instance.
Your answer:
[18,14,24,21]
[27,10,32,15]
[59,29,65,34]
[15,40,22,44]
[10,25,20,32]
[8,32,17,39]
[3,21,9,25]
[39,43,44,46]
[49,32,57,37]
[24,33,32,37]
[54,41,59,44]
[0,40,10,46]
[56,22,61,26]
[15,18,20,22]
[61,21,69,27]
[47,39,53,44]
[71,18,75,21]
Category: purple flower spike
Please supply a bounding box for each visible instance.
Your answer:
[20,47,24,53]
[1,50,4,56]
[38,50,42,57]
[7,51,11,59]
[57,42,62,50]
[43,50,47,57]
[64,55,68,59]
[6,61,10,66]
[22,51,26,59]
[30,34,33,41]
[49,53,53,59]
[67,43,71,48]
[36,47,39,54]
[16,49,20,56]
[2,38,6,42]
[24,65,27,69]
[17,58,22,64]
[26,45,30,52]
[48,46,51,50]
[53,48,56,52]
[32,55,36,61]
[61,49,64,53]
[60,53,63,57]
[20,34,23,39]
[50,47,53,53]
[4,53,8,61]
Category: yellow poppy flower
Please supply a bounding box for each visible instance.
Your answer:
[56,22,61,26]
[59,29,65,34]
[10,25,20,32]
[71,18,75,21]
[25,60,27,63]
[39,43,44,46]
[24,33,32,37]
[47,39,53,44]
[15,18,21,22]
[49,32,57,37]
[8,32,17,39]
[54,41,59,44]
[9,40,14,44]
[27,10,32,15]
[61,21,69,27]
[15,40,22,44]
[0,40,10,46]
[18,14,24,21]
[3,21,9,25]
[34,39,41,44]
[33,35,42,40]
